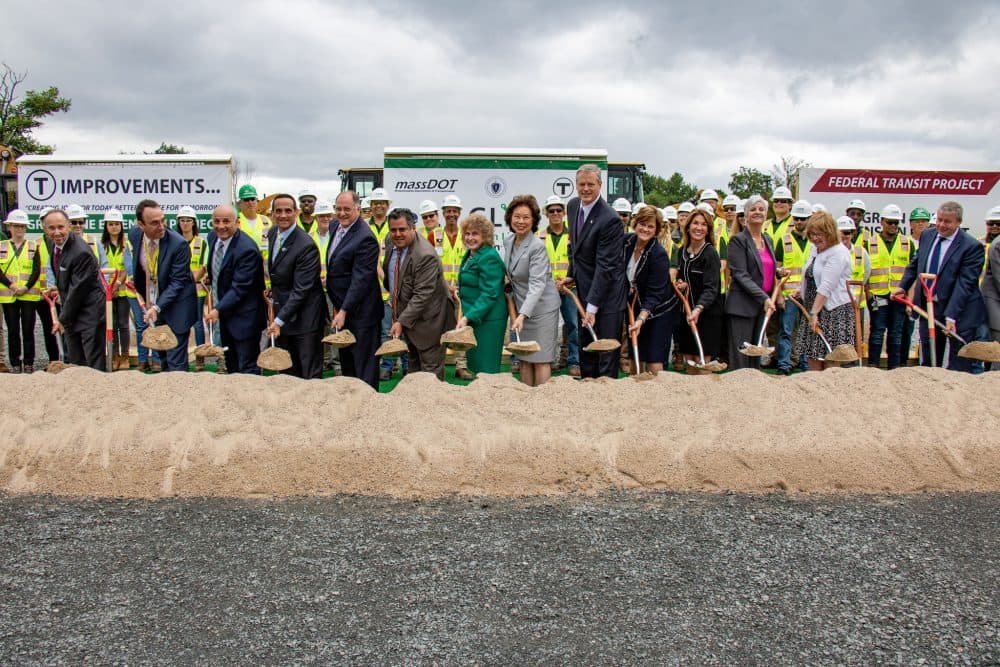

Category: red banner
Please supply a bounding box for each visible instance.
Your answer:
[810,169,1000,195]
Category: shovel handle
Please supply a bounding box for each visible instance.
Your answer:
[786,295,832,353]
[626,298,641,374]
[561,286,600,340]
[672,281,706,365]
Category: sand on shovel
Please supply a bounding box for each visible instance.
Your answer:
[825,344,860,364]
[441,326,477,351]
[45,361,74,374]
[258,346,293,372]
[958,340,1000,362]
[4,367,1000,499]
[375,338,408,357]
[507,339,541,355]
[142,325,178,351]
[193,342,225,358]
[322,330,357,348]
[740,343,772,357]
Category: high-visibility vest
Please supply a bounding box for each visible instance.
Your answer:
[0,240,41,302]
[440,229,464,284]
[867,234,910,295]
[370,219,391,301]
[310,228,332,288]
[713,218,729,294]
[980,235,997,284]
[297,215,315,234]
[83,234,102,263]
[36,240,49,292]
[105,242,130,298]
[421,226,444,246]
[187,236,206,297]
[239,212,272,289]
[540,229,570,281]
[779,232,811,297]
[849,245,867,310]
[766,215,791,242]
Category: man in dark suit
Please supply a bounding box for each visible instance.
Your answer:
[42,209,105,370]
[326,190,383,389]
[894,201,989,373]
[129,199,199,372]
[384,208,456,380]
[559,164,627,378]
[264,194,327,379]
[204,205,266,374]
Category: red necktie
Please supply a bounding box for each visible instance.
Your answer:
[391,250,402,317]
[53,246,61,272]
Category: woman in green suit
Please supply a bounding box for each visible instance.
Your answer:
[455,212,507,374]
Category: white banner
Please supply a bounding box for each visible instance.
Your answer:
[17,159,232,235]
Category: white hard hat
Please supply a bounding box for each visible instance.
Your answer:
[846,199,866,213]
[441,194,462,209]
[4,209,29,226]
[66,203,87,220]
[722,194,740,208]
[297,188,318,200]
[418,200,438,216]
[678,201,695,213]
[360,197,371,209]
[369,187,391,203]
[699,189,719,202]
[543,195,565,211]
[985,205,1000,221]
[811,203,827,214]
[735,200,745,215]
[836,215,856,231]
[771,186,793,201]
[38,206,55,221]
[177,205,198,220]
[103,208,124,223]
[662,205,678,221]
[696,202,715,214]
[880,204,903,221]
[632,202,646,216]
[929,213,937,226]
[791,200,813,218]
[314,200,334,216]
[612,198,632,213]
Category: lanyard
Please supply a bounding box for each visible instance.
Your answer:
[144,238,159,283]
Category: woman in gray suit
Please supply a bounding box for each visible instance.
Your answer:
[504,194,561,386]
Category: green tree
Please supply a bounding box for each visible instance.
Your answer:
[728,166,773,200]
[642,171,698,208]
[152,142,188,154]
[0,63,72,154]
[770,155,811,195]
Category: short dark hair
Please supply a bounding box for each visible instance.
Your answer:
[632,205,664,236]
[505,194,541,233]
[42,209,68,225]
[271,193,296,211]
[388,208,416,228]
[135,199,160,223]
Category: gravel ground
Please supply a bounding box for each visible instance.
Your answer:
[1,492,997,665]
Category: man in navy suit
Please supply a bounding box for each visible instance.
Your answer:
[204,205,266,374]
[265,194,328,379]
[894,201,988,373]
[326,190,383,389]
[559,164,627,378]
[130,199,199,371]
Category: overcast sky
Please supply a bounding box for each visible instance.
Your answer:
[8,0,999,199]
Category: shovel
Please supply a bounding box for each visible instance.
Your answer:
[624,296,658,380]
[740,275,789,357]
[918,273,939,367]
[671,282,726,373]
[504,294,541,355]
[785,295,833,357]
[257,290,293,372]
[889,292,996,362]
[99,269,121,372]
[440,293,477,351]
[193,286,226,360]
[42,292,73,374]
[846,279,865,365]
[559,286,621,353]
[322,308,357,348]
[889,293,966,345]
[126,281,177,352]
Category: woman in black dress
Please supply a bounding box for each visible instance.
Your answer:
[624,206,675,374]
[675,208,724,367]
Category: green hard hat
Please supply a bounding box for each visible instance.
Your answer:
[238,184,258,200]
[909,207,931,221]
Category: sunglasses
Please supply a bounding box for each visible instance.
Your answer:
[70,220,86,225]
[774,199,793,204]
[421,214,436,220]
[793,217,809,222]
[883,220,900,225]
[618,213,631,219]
[547,208,564,214]
[987,221,1000,226]
[723,207,736,212]
[840,231,854,235]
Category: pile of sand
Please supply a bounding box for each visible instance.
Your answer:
[1,368,998,498]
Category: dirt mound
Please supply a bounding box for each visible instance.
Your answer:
[1,367,998,498]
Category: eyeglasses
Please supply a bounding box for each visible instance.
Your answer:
[723,207,736,212]
[70,220,85,225]
[240,198,257,203]
[883,220,900,225]
[793,217,809,222]
[421,214,436,220]
[774,199,793,204]
[987,221,1000,226]
[547,208,564,214]
[840,231,854,235]
[618,213,630,219]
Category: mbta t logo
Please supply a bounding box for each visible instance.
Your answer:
[552,177,574,197]
[26,170,57,201]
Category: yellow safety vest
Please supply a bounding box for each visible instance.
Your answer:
[84,234,101,263]
[239,212,272,289]
[187,236,206,297]
[370,219,391,301]
[296,215,315,234]
[867,234,910,295]
[310,228,332,288]
[779,232,811,297]
[713,219,729,295]
[849,245,867,310]
[540,229,570,281]
[440,229,464,284]
[766,215,791,242]
[0,240,41,302]
[105,242,129,297]
[36,241,49,292]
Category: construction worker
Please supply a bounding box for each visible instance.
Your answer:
[982,205,1000,273]
[812,203,828,214]
[867,204,914,369]
[360,197,372,220]
[296,188,318,233]
[774,200,813,374]
[540,195,579,376]
[66,204,109,269]
[845,199,868,248]
[700,189,729,244]
[101,209,132,370]
[367,187,403,380]
[766,186,794,241]
[676,201,694,230]
[613,198,632,231]
[311,201,337,372]
[176,206,208,369]
[439,194,469,379]
[418,200,443,248]
[909,207,931,248]
[0,210,41,373]
[235,184,271,291]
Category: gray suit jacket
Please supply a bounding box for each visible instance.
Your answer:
[983,237,1000,333]
[504,232,560,318]
[724,229,779,318]
[383,233,456,349]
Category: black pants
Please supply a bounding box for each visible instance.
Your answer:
[278,329,324,379]
[66,321,106,371]
[157,330,190,372]
[340,324,379,389]
[580,309,624,378]
[222,331,262,375]
[727,313,766,371]
[34,300,59,362]
[3,301,37,367]
[112,296,130,357]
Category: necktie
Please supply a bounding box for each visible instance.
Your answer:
[575,206,585,238]
[212,240,225,301]
[273,232,284,262]
[391,249,402,317]
[53,246,61,273]
[928,236,944,274]
[331,226,347,254]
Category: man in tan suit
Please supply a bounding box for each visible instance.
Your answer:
[385,208,456,380]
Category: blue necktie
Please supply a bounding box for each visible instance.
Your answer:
[575,206,585,238]
[928,236,943,275]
